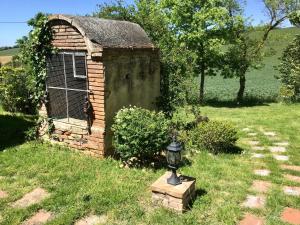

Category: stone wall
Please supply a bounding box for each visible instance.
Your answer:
[103,48,160,154]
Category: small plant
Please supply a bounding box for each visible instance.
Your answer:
[183,120,238,154]
[111,106,170,163]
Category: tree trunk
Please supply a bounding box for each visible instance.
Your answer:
[199,66,205,104]
[236,73,246,105]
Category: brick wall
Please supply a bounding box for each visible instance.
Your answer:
[50,20,86,50]
[39,20,105,157]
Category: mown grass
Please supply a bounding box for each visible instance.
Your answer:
[203,27,300,103]
[0,103,300,225]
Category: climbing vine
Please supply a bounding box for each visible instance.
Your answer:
[17,13,54,107]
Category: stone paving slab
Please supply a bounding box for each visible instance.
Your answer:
[273,155,289,161]
[250,180,272,193]
[242,195,266,209]
[254,170,271,177]
[0,190,8,199]
[252,146,265,151]
[242,128,252,132]
[238,213,265,225]
[283,186,300,196]
[252,154,265,159]
[281,207,300,225]
[263,132,276,137]
[269,146,287,153]
[75,215,108,225]
[248,141,260,146]
[281,165,300,172]
[275,142,289,146]
[12,188,50,208]
[22,210,54,225]
[285,174,300,184]
[248,133,257,137]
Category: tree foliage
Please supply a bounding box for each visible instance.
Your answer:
[160,0,244,103]
[94,0,243,107]
[0,66,35,113]
[221,0,300,104]
[277,35,300,102]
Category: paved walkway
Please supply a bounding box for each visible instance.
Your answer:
[0,185,107,225]
[239,128,300,225]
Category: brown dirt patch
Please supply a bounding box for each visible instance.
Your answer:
[0,56,12,65]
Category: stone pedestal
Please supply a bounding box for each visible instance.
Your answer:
[150,172,196,213]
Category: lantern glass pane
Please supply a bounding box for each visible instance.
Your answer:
[167,151,181,166]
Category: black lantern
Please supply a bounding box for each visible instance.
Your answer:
[166,135,182,185]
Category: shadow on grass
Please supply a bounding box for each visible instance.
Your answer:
[225,145,243,155]
[0,114,35,151]
[202,97,277,108]
[188,188,207,210]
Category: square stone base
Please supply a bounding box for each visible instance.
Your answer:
[151,172,196,213]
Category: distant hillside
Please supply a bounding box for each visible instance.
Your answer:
[205,27,300,103]
[0,47,19,56]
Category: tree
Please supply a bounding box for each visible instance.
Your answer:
[277,35,300,102]
[160,0,243,103]
[223,0,300,104]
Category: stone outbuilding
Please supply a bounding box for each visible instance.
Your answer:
[40,15,160,157]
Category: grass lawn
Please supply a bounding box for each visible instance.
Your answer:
[0,103,299,225]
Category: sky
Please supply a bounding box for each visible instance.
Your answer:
[0,0,292,47]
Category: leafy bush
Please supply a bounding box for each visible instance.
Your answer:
[277,35,300,102]
[182,120,238,154]
[0,66,35,114]
[112,107,170,162]
[171,106,208,131]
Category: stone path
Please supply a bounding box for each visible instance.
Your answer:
[281,208,300,225]
[252,153,265,159]
[238,213,264,225]
[0,190,8,199]
[284,174,300,183]
[252,146,265,151]
[250,180,272,193]
[12,188,50,208]
[0,183,111,225]
[75,215,108,225]
[273,155,289,161]
[269,146,286,153]
[254,169,271,177]
[283,186,300,196]
[21,210,54,225]
[239,128,300,225]
[241,195,265,209]
[281,164,300,172]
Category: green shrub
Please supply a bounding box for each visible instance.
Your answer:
[182,120,238,154]
[0,66,36,114]
[171,106,208,131]
[111,106,170,162]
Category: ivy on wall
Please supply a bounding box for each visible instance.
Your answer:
[17,13,54,107]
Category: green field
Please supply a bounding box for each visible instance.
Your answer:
[204,27,300,103]
[0,48,19,56]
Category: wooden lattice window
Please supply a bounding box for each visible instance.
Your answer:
[46,52,88,126]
